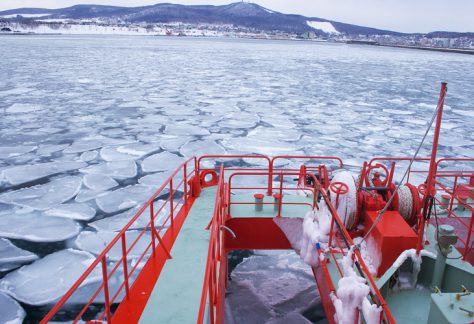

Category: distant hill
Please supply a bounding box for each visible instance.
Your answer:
[0,2,407,36]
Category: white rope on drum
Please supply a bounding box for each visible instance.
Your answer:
[398,185,413,222]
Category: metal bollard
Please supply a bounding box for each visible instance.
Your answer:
[273,193,282,212]
[254,193,264,212]
[457,194,467,212]
[440,194,450,210]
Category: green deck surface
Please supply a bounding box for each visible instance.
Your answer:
[230,192,313,218]
[139,188,216,324]
[139,189,313,323]
[384,289,432,323]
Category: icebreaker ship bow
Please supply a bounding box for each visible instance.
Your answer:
[42,83,474,324]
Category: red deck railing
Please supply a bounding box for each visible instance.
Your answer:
[41,154,473,323]
[197,165,227,324]
[41,157,197,323]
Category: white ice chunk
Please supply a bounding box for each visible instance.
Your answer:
[0,212,81,242]
[0,176,82,210]
[221,137,301,156]
[142,151,184,173]
[2,161,86,186]
[37,144,70,156]
[164,124,210,136]
[0,249,100,305]
[44,203,96,221]
[229,250,317,319]
[75,231,152,261]
[63,140,102,154]
[6,103,44,113]
[100,143,159,161]
[138,171,173,187]
[0,146,37,159]
[79,150,98,162]
[0,292,26,324]
[219,112,259,129]
[83,173,118,191]
[80,160,137,180]
[0,238,38,272]
[160,135,194,151]
[180,139,226,157]
[95,184,156,214]
[89,202,168,232]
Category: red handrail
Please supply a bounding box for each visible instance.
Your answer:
[41,157,197,323]
[197,164,226,323]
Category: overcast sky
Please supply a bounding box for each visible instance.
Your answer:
[1,0,473,33]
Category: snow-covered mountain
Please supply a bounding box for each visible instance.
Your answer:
[0,2,405,36]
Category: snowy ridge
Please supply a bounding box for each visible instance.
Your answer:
[306,21,340,34]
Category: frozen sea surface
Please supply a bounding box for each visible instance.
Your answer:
[0,35,473,322]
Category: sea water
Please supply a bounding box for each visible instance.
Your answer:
[0,35,473,323]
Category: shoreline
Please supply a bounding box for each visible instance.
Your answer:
[377,44,474,55]
[1,31,474,55]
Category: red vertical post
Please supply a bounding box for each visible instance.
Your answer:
[448,176,458,217]
[417,82,447,255]
[101,257,112,323]
[464,211,474,261]
[150,201,156,257]
[278,172,283,217]
[184,163,188,204]
[268,159,274,196]
[121,234,130,300]
[170,178,174,227]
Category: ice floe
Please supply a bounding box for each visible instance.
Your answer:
[0,211,81,242]
[80,160,137,180]
[0,238,38,272]
[83,173,118,191]
[75,230,152,261]
[37,144,70,156]
[180,139,226,157]
[0,292,26,324]
[221,137,301,156]
[0,249,100,305]
[6,103,44,113]
[138,171,167,187]
[99,143,159,161]
[89,201,168,232]
[2,161,86,186]
[227,250,318,322]
[79,150,98,162]
[0,146,37,159]
[141,151,184,173]
[44,203,96,221]
[95,184,157,214]
[164,124,210,136]
[0,176,82,210]
[63,140,103,154]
